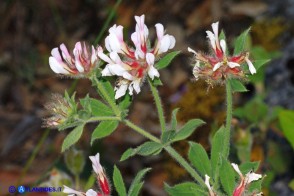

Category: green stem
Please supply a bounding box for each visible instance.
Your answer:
[94,0,122,45]
[87,116,120,123]
[224,80,233,159]
[92,76,121,117]
[75,174,80,190]
[148,78,166,132]
[123,120,161,143]
[123,120,205,186]
[165,146,206,187]
[17,128,50,185]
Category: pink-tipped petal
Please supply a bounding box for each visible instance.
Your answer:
[49,57,69,74]
[51,48,63,62]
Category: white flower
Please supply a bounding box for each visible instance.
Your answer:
[100,14,175,99]
[49,42,100,76]
[231,163,262,196]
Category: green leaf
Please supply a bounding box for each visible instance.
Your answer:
[252,59,270,71]
[229,79,248,93]
[89,99,114,116]
[239,161,260,174]
[61,125,84,152]
[220,158,236,196]
[91,121,119,144]
[211,126,225,179]
[248,179,263,194]
[113,166,127,196]
[234,27,251,55]
[164,182,207,196]
[137,141,163,156]
[152,77,163,86]
[188,142,211,177]
[278,110,294,149]
[171,108,179,130]
[161,130,176,144]
[120,148,137,161]
[243,98,268,123]
[118,93,132,110]
[128,168,151,196]
[64,148,85,176]
[129,182,143,196]
[173,119,205,142]
[96,78,115,102]
[155,51,180,70]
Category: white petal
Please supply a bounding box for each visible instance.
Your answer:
[60,43,72,62]
[49,57,69,74]
[155,23,164,40]
[131,32,139,47]
[188,47,197,55]
[206,31,216,51]
[247,172,262,184]
[220,39,226,53]
[109,52,122,64]
[228,62,240,68]
[107,64,127,76]
[169,35,176,49]
[98,51,113,64]
[51,48,62,62]
[108,33,122,52]
[86,189,98,196]
[63,185,83,196]
[105,36,112,52]
[213,62,222,71]
[89,153,102,175]
[132,80,141,94]
[115,83,129,99]
[148,65,160,80]
[146,53,155,66]
[101,65,112,76]
[231,163,243,178]
[245,58,256,74]
[158,35,171,54]
[91,46,97,64]
[211,22,219,38]
[75,58,85,72]
[122,72,134,80]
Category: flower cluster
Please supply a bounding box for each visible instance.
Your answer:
[98,15,175,99]
[63,153,110,196]
[188,22,256,85]
[204,163,262,196]
[49,42,101,77]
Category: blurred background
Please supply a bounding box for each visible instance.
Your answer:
[0,0,294,195]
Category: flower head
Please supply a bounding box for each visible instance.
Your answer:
[231,163,262,196]
[89,153,110,195]
[188,22,256,85]
[49,42,101,77]
[44,93,77,128]
[99,14,175,99]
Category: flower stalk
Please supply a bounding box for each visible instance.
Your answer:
[224,80,233,159]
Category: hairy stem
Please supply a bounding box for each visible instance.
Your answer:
[123,120,161,143]
[86,116,120,123]
[224,80,232,159]
[165,146,206,187]
[123,120,205,186]
[148,78,166,133]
